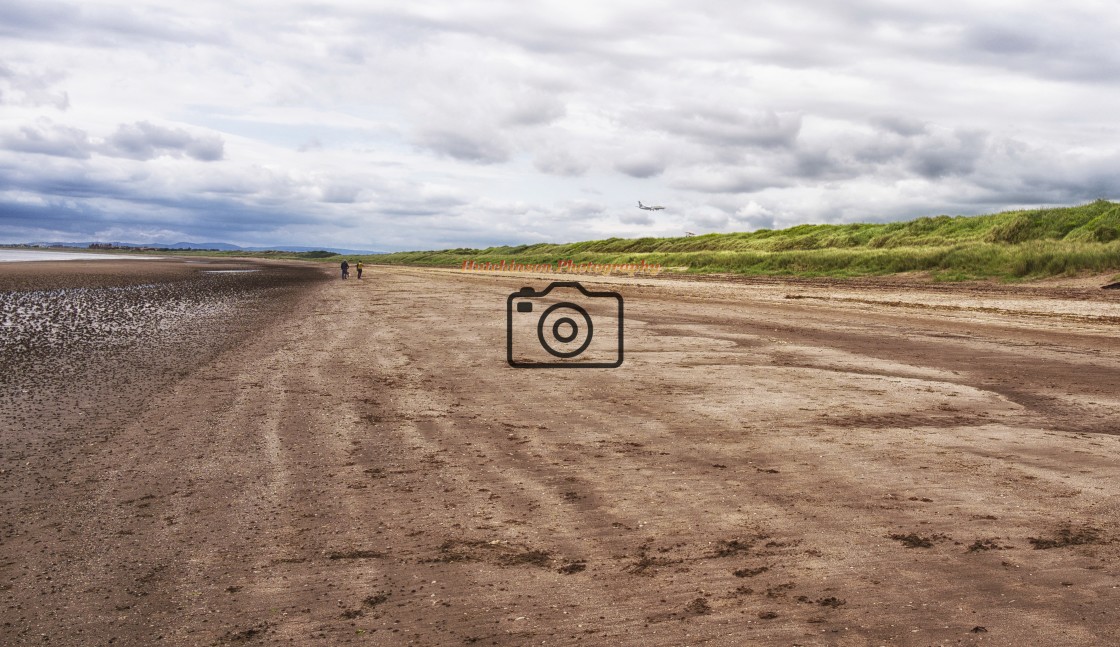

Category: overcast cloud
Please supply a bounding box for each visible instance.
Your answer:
[2,0,1119,250]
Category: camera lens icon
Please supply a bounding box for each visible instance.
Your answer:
[507,282,623,368]
[537,302,593,358]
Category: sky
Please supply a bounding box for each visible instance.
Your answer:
[2,0,1119,251]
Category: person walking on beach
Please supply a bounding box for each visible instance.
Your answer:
[355,260,363,279]
[341,259,349,279]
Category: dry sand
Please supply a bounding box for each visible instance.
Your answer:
[2,261,1119,646]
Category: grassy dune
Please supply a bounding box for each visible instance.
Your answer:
[370,200,1120,280]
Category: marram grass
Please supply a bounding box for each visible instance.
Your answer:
[365,201,1120,280]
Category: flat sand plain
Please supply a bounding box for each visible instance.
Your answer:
[2,261,1119,646]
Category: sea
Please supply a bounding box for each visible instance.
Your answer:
[0,249,161,262]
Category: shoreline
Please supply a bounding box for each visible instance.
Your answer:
[0,250,167,263]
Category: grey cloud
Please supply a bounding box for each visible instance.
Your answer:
[966,25,1041,56]
[320,185,361,204]
[0,125,555,250]
[1037,171,1120,201]
[670,167,789,194]
[502,93,566,127]
[328,42,367,65]
[787,132,912,181]
[690,212,729,229]
[407,6,668,63]
[534,149,588,177]
[614,157,665,179]
[2,121,91,158]
[185,139,224,162]
[734,212,776,231]
[2,120,225,162]
[4,1,1120,251]
[956,16,1120,83]
[0,161,110,200]
[562,201,606,221]
[647,107,802,149]
[378,207,448,217]
[971,141,1120,205]
[0,63,69,109]
[298,137,323,152]
[852,137,910,165]
[790,122,991,182]
[0,0,228,46]
[791,149,844,180]
[413,129,509,164]
[102,122,224,161]
[619,212,653,226]
[377,193,467,218]
[0,159,318,238]
[817,4,1120,83]
[0,199,112,243]
[0,1,71,38]
[907,129,987,179]
[873,115,927,137]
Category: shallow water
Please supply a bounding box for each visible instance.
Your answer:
[0,281,244,353]
[0,249,162,262]
[0,264,326,447]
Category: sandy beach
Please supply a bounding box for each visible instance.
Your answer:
[2,261,1119,646]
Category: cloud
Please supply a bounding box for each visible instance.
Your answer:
[0,62,69,109]
[614,156,665,179]
[873,115,927,137]
[970,139,1120,204]
[669,165,790,194]
[958,15,1120,83]
[1,120,91,158]
[2,1,1120,250]
[906,128,987,179]
[319,184,362,204]
[0,1,74,39]
[533,148,588,177]
[690,210,730,230]
[413,128,509,164]
[0,0,228,46]
[502,91,566,127]
[102,121,224,161]
[1,119,225,162]
[619,212,653,226]
[733,201,777,230]
[644,107,802,149]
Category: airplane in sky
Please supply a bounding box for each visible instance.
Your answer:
[637,201,665,211]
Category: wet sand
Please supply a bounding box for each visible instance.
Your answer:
[1,262,1119,646]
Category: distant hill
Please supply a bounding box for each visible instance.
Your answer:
[242,245,384,255]
[29,241,383,255]
[167,241,243,251]
[373,200,1120,280]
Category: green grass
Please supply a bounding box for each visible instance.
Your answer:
[131,201,1120,281]
[366,200,1120,281]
